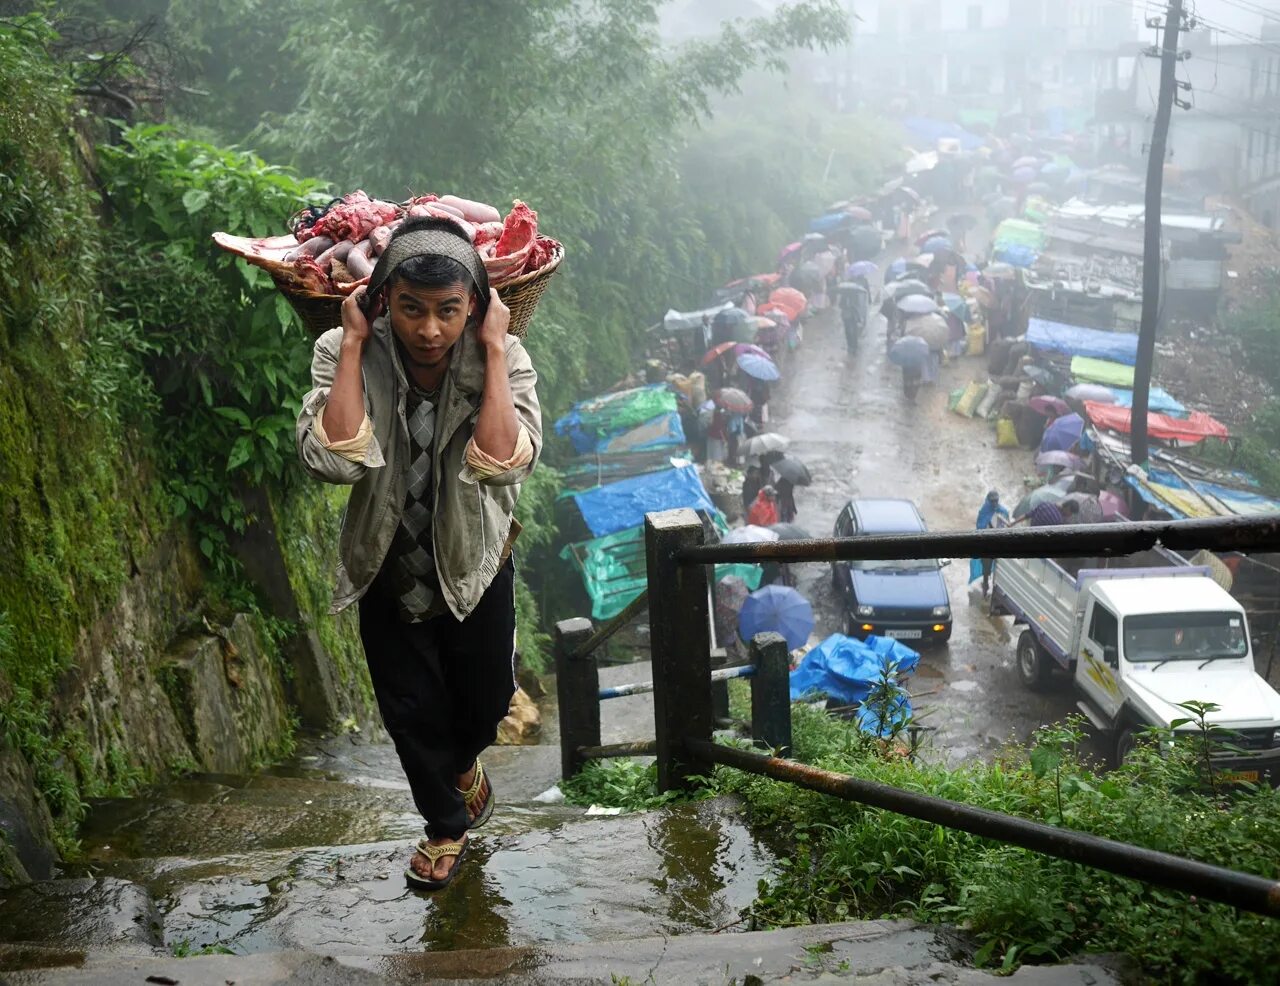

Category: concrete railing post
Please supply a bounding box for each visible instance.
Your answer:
[749,632,792,756]
[645,509,712,793]
[554,617,599,781]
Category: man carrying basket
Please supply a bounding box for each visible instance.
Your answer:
[296,216,542,890]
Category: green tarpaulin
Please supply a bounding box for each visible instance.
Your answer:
[561,521,762,621]
[992,219,1046,252]
[1071,356,1134,388]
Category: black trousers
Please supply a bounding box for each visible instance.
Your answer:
[358,560,516,839]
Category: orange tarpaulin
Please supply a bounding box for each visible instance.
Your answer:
[1083,402,1230,443]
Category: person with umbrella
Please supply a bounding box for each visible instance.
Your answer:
[770,457,811,525]
[747,484,781,528]
[741,459,768,515]
[973,490,1009,598]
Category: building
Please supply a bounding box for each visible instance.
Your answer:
[1093,21,1280,229]
[840,0,1138,127]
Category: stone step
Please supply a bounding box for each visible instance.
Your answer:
[0,921,1128,984]
[9,799,774,959]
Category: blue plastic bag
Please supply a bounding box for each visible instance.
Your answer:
[789,634,920,705]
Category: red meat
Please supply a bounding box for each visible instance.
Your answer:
[304,190,401,243]
[494,200,538,258]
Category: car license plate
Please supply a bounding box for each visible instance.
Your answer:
[886,629,923,640]
[1223,770,1259,784]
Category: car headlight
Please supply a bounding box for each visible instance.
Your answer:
[856,605,875,618]
[932,606,951,619]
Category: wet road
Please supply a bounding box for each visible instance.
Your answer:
[771,302,1080,765]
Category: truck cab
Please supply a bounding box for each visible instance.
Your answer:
[993,559,1280,781]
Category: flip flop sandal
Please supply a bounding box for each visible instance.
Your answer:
[459,759,495,830]
[405,837,468,891]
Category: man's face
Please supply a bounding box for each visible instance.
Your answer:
[388,280,473,369]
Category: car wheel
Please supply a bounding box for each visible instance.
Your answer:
[1113,724,1139,770]
[841,611,859,637]
[1016,630,1054,691]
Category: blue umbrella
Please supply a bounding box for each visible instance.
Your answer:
[736,351,781,382]
[1040,412,1084,453]
[886,257,909,279]
[846,260,878,279]
[888,334,931,370]
[922,235,952,254]
[739,585,815,651]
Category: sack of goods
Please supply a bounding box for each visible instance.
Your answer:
[212,191,563,337]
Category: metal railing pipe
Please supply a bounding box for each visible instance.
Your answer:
[688,739,1280,917]
[600,664,756,701]
[578,740,658,760]
[677,516,1280,567]
[570,590,649,659]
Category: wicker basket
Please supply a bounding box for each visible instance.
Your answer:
[276,243,565,340]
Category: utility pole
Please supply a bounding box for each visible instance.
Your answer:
[1131,0,1190,469]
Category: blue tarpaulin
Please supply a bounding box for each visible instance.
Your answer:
[572,464,717,538]
[789,634,920,705]
[1108,387,1186,418]
[1027,318,1139,365]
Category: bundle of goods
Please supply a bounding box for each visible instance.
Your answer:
[213,191,563,337]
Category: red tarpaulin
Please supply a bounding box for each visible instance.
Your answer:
[1083,402,1230,443]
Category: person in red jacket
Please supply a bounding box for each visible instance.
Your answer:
[747,485,780,528]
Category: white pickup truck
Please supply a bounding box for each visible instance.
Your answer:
[991,552,1280,782]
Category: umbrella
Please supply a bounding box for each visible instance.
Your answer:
[922,235,953,254]
[769,523,811,540]
[701,341,736,364]
[778,241,803,262]
[941,292,970,320]
[1012,166,1037,183]
[741,432,789,457]
[886,278,931,299]
[886,257,909,279]
[803,232,827,245]
[772,457,812,486]
[1027,181,1053,196]
[1098,490,1127,519]
[734,342,771,359]
[846,260,878,279]
[888,335,931,370]
[768,287,808,322]
[1036,450,1086,471]
[896,294,939,316]
[845,205,873,221]
[915,228,949,248]
[722,525,779,545]
[847,225,884,260]
[737,351,780,382]
[1040,413,1084,453]
[1013,155,1039,168]
[1028,395,1071,417]
[1013,483,1069,519]
[715,387,753,414]
[738,585,815,651]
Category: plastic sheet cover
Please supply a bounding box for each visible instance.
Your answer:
[1083,402,1229,442]
[572,464,717,538]
[1028,319,1138,364]
[789,634,920,706]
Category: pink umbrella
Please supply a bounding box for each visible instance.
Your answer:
[778,241,803,263]
[1098,490,1127,519]
[1029,395,1071,417]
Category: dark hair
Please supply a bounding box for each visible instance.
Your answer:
[1061,499,1080,516]
[386,216,474,293]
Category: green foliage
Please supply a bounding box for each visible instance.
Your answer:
[707,704,1280,982]
[560,757,712,812]
[96,123,329,564]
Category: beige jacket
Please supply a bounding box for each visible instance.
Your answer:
[296,316,542,620]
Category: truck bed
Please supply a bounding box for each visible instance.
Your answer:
[991,548,1192,668]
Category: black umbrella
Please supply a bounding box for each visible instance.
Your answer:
[772,457,812,486]
[769,523,812,540]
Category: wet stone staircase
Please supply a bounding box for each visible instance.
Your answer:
[0,674,1128,985]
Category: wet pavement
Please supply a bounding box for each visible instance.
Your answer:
[770,303,1084,765]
